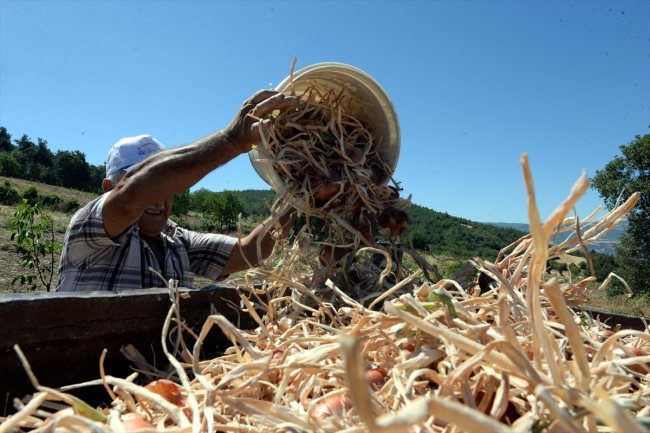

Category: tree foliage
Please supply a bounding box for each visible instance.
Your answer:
[591,133,650,295]
[0,127,14,152]
[0,152,22,177]
[206,191,246,231]
[0,127,104,194]
[171,190,192,219]
[403,204,526,261]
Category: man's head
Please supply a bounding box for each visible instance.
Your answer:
[105,135,165,182]
[104,135,172,240]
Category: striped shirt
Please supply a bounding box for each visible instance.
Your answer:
[55,193,237,292]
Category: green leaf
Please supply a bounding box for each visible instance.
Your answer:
[66,394,107,422]
[427,288,458,319]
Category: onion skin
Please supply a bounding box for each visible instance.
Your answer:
[313,183,339,202]
[348,147,365,164]
[144,379,182,406]
[365,368,387,388]
[403,343,415,357]
[313,168,342,203]
[351,213,374,242]
[613,346,650,374]
[592,329,615,342]
[266,320,287,337]
[310,394,354,419]
[378,207,410,238]
[42,407,75,427]
[121,413,154,431]
[319,245,352,267]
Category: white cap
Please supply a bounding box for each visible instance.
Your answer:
[105,135,165,177]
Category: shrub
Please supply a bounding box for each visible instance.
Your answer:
[200,216,219,233]
[8,200,61,292]
[410,230,428,250]
[41,194,63,210]
[22,186,39,205]
[168,215,192,230]
[0,181,20,205]
[62,198,80,214]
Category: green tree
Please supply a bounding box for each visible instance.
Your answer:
[88,164,106,193]
[0,127,14,152]
[207,191,246,231]
[0,151,22,177]
[549,260,568,274]
[12,135,54,182]
[190,188,216,213]
[171,190,192,218]
[569,263,581,278]
[591,133,650,295]
[53,150,91,190]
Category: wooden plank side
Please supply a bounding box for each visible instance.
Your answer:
[0,286,257,410]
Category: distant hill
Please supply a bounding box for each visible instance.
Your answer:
[230,189,527,261]
[485,220,628,255]
[404,205,527,260]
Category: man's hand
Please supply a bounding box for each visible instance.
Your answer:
[221,205,300,276]
[224,90,300,154]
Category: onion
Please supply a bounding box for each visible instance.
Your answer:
[351,213,374,242]
[319,245,352,267]
[591,328,615,341]
[144,379,182,406]
[310,394,354,419]
[313,183,340,202]
[266,320,286,337]
[312,168,342,203]
[365,368,387,388]
[378,207,410,239]
[612,346,649,374]
[121,413,154,431]
[347,147,365,164]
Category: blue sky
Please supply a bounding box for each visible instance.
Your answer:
[1,0,648,223]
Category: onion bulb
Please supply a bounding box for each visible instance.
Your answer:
[378,207,410,239]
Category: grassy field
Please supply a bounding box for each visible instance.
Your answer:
[0,177,648,317]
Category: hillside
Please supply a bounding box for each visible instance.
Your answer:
[229,191,527,262]
[486,220,627,255]
[402,204,526,261]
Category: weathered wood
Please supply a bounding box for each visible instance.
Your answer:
[0,286,256,410]
[578,307,649,332]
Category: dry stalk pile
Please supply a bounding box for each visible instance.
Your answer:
[3,155,649,433]
[1,58,648,432]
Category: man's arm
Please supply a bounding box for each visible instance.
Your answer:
[221,208,299,275]
[102,90,298,239]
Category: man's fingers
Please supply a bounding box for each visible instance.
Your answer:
[250,94,300,119]
[248,118,272,135]
[247,89,281,105]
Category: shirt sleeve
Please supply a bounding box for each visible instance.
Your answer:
[179,228,238,281]
[64,193,127,268]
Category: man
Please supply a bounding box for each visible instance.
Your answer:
[56,90,298,292]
